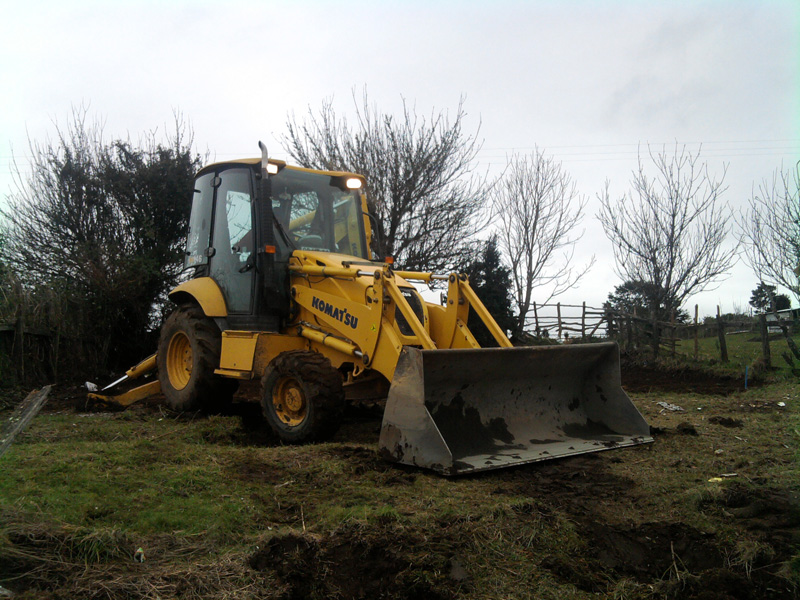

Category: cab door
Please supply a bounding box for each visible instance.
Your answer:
[208,167,255,314]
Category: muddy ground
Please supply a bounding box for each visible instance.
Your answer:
[2,363,798,599]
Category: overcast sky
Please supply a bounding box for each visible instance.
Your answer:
[1,0,798,319]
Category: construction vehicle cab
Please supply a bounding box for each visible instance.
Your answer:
[178,156,369,329]
[90,144,652,475]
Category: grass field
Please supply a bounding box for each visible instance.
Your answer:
[668,329,800,378]
[1,365,798,599]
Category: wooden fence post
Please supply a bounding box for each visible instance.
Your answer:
[759,313,771,367]
[717,306,729,363]
[670,310,676,356]
[533,302,539,336]
[605,306,615,338]
[694,304,699,361]
[15,314,25,384]
[581,302,586,340]
[557,303,562,339]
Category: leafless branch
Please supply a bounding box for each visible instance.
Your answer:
[597,144,737,353]
[282,90,487,272]
[737,161,800,302]
[492,149,594,335]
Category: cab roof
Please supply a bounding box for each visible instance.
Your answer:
[196,157,365,182]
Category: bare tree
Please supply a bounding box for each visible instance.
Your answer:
[597,144,736,356]
[738,163,800,373]
[282,91,486,272]
[738,162,800,301]
[492,149,593,337]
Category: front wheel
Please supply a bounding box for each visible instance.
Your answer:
[261,350,345,443]
[157,305,236,412]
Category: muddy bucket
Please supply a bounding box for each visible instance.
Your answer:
[379,342,652,475]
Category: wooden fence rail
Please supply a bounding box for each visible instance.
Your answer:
[1,321,100,386]
[523,302,786,366]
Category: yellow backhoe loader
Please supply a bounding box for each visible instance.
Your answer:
[90,143,652,475]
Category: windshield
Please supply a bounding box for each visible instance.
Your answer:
[270,168,367,259]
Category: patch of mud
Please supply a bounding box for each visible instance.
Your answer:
[651,421,720,437]
[427,393,517,460]
[324,445,383,471]
[589,521,723,578]
[489,456,798,599]
[542,521,723,591]
[675,422,698,436]
[486,453,635,516]
[227,452,295,487]
[707,416,744,428]
[331,413,384,445]
[545,518,797,599]
[704,483,800,559]
[249,526,454,600]
[620,361,747,396]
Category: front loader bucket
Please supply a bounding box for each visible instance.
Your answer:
[379,342,652,475]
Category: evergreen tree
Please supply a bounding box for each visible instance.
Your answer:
[461,236,515,346]
[604,280,689,323]
[749,282,791,312]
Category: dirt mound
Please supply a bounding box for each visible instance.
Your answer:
[704,483,800,562]
[485,456,798,599]
[542,521,724,592]
[587,521,723,578]
[249,526,454,600]
[540,508,797,599]
[620,361,745,396]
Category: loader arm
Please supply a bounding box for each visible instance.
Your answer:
[287,255,512,381]
[396,271,513,350]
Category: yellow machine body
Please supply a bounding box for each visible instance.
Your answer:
[92,157,652,475]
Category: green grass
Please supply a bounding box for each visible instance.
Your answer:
[1,382,798,599]
[673,330,800,377]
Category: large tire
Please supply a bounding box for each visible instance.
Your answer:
[157,304,237,412]
[261,350,345,443]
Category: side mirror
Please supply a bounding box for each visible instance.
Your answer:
[363,211,385,259]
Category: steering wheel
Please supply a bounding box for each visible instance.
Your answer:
[297,234,325,250]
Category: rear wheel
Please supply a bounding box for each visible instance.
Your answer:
[261,350,345,443]
[157,305,237,412]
